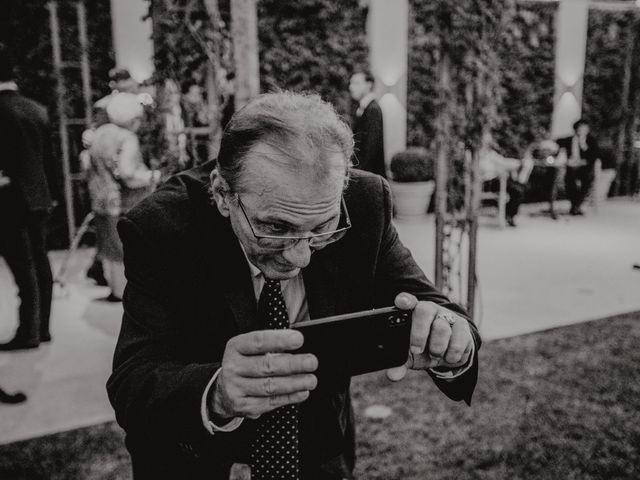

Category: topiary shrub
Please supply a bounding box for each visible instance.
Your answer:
[390,147,434,182]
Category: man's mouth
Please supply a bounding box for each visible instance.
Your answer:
[274,262,296,271]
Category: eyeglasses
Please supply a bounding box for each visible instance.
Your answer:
[234,194,352,252]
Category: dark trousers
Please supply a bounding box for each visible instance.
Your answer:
[565,165,594,210]
[0,209,53,341]
[485,177,526,219]
[541,167,561,210]
[506,178,526,218]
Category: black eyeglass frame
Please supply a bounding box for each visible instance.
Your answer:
[233,194,352,251]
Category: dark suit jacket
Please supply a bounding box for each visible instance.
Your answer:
[352,100,386,178]
[0,90,55,212]
[107,162,480,479]
[556,134,600,167]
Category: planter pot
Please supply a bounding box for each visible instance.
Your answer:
[389,180,435,218]
[594,169,616,203]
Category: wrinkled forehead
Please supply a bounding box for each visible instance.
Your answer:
[236,141,348,195]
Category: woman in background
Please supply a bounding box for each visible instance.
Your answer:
[87,93,159,301]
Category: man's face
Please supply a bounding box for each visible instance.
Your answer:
[349,73,372,102]
[219,144,347,280]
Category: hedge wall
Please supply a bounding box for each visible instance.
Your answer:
[257,0,368,117]
[1,0,114,247]
[495,1,556,158]
[0,1,114,119]
[150,0,367,118]
[407,0,556,159]
[584,9,640,194]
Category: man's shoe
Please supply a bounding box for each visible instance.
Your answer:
[97,293,122,303]
[569,206,584,216]
[506,216,517,227]
[0,338,40,351]
[40,333,52,343]
[0,388,27,404]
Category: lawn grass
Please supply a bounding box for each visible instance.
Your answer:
[1,312,639,480]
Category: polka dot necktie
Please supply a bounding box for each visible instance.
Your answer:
[249,278,300,480]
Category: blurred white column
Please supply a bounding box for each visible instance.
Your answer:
[367,0,408,165]
[110,0,154,82]
[551,0,589,138]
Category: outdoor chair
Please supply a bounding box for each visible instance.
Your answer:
[480,170,509,228]
[479,157,526,228]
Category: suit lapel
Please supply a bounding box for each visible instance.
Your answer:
[192,180,259,334]
[303,246,344,320]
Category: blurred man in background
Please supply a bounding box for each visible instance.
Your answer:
[349,70,386,178]
[0,44,55,350]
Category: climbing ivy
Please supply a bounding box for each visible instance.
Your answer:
[584,9,640,194]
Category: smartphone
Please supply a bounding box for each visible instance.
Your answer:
[293,307,412,389]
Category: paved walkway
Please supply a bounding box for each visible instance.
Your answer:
[1,198,639,444]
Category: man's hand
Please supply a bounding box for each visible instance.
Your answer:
[386,293,473,382]
[210,330,318,420]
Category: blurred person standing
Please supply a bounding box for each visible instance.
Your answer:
[87,93,159,301]
[93,68,140,126]
[349,70,386,178]
[85,68,143,287]
[0,44,55,351]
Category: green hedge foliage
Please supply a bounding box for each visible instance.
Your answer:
[1,0,114,248]
[258,0,368,117]
[151,0,367,118]
[408,0,556,159]
[0,0,114,110]
[495,1,556,157]
[584,10,640,194]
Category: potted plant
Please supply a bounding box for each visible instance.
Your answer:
[389,147,435,218]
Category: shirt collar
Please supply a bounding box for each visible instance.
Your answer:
[238,241,262,279]
[359,92,376,111]
[0,81,18,92]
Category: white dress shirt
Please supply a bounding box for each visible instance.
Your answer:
[355,92,377,117]
[0,81,18,92]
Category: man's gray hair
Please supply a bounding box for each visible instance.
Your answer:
[216,91,354,192]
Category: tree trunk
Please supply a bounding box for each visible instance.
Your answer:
[230,0,260,110]
[202,0,225,157]
[615,20,636,195]
[434,48,451,292]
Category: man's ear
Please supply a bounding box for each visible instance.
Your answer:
[210,169,231,218]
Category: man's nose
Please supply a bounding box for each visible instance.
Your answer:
[281,239,312,268]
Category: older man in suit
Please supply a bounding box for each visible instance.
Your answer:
[0,44,55,351]
[349,71,386,178]
[107,92,480,480]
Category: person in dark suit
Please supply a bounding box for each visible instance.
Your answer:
[0,44,55,351]
[557,119,600,215]
[349,71,386,178]
[107,92,480,480]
